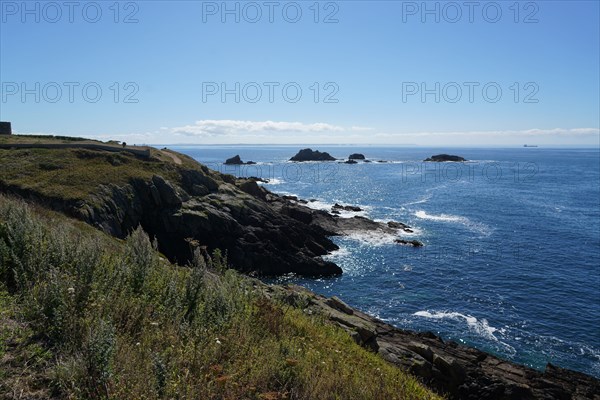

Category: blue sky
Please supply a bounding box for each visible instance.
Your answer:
[0,0,599,146]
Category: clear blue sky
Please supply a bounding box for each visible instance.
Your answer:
[1,0,598,146]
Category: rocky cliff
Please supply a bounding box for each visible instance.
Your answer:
[0,146,411,277]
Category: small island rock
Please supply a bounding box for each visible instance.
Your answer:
[424,154,466,162]
[290,148,336,162]
[225,155,256,165]
[349,153,366,160]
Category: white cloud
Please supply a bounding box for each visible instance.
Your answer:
[15,124,599,146]
[170,120,346,137]
[350,126,375,132]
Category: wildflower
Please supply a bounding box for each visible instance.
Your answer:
[67,287,75,295]
[215,338,222,345]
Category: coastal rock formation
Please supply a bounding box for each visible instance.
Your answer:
[388,221,414,233]
[332,203,362,212]
[80,175,344,277]
[265,284,600,400]
[349,153,366,160]
[1,145,416,277]
[424,154,467,162]
[290,148,336,162]
[344,159,358,164]
[395,239,424,247]
[225,155,256,165]
[72,176,417,277]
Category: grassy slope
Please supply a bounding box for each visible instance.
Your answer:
[0,194,441,399]
[0,135,206,202]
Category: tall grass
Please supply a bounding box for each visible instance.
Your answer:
[0,195,440,399]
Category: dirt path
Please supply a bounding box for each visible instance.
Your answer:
[160,149,182,165]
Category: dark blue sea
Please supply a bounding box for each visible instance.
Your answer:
[171,145,600,378]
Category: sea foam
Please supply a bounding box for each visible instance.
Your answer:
[413,310,501,342]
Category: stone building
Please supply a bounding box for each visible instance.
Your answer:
[0,122,12,135]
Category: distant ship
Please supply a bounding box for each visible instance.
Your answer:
[523,144,539,147]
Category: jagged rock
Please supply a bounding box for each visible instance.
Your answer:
[281,205,313,224]
[395,239,424,247]
[246,176,269,183]
[332,203,362,212]
[408,342,434,363]
[290,148,336,162]
[180,169,219,192]
[387,221,411,230]
[424,154,467,162]
[225,155,255,165]
[349,153,366,160]
[152,175,182,207]
[325,296,354,315]
[190,184,210,196]
[344,159,358,164]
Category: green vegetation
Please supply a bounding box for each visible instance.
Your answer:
[0,135,211,202]
[0,195,440,399]
[0,134,89,144]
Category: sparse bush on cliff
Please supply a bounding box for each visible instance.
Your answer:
[0,195,440,400]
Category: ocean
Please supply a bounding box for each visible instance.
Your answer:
[171,145,600,378]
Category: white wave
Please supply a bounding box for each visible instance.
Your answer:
[414,210,464,222]
[323,246,351,260]
[372,218,424,236]
[414,210,493,236]
[402,195,431,206]
[343,230,398,246]
[262,178,284,185]
[304,200,370,219]
[414,310,501,343]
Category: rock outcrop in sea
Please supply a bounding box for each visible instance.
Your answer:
[225,155,256,165]
[290,148,336,162]
[349,153,366,160]
[424,154,467,162]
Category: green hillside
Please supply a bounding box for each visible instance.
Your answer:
[0,195,440,399]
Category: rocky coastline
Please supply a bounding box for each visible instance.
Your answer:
[1,144,598,399]
[262,284,600,400]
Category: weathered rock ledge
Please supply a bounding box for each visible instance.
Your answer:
[262,284,600,400]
